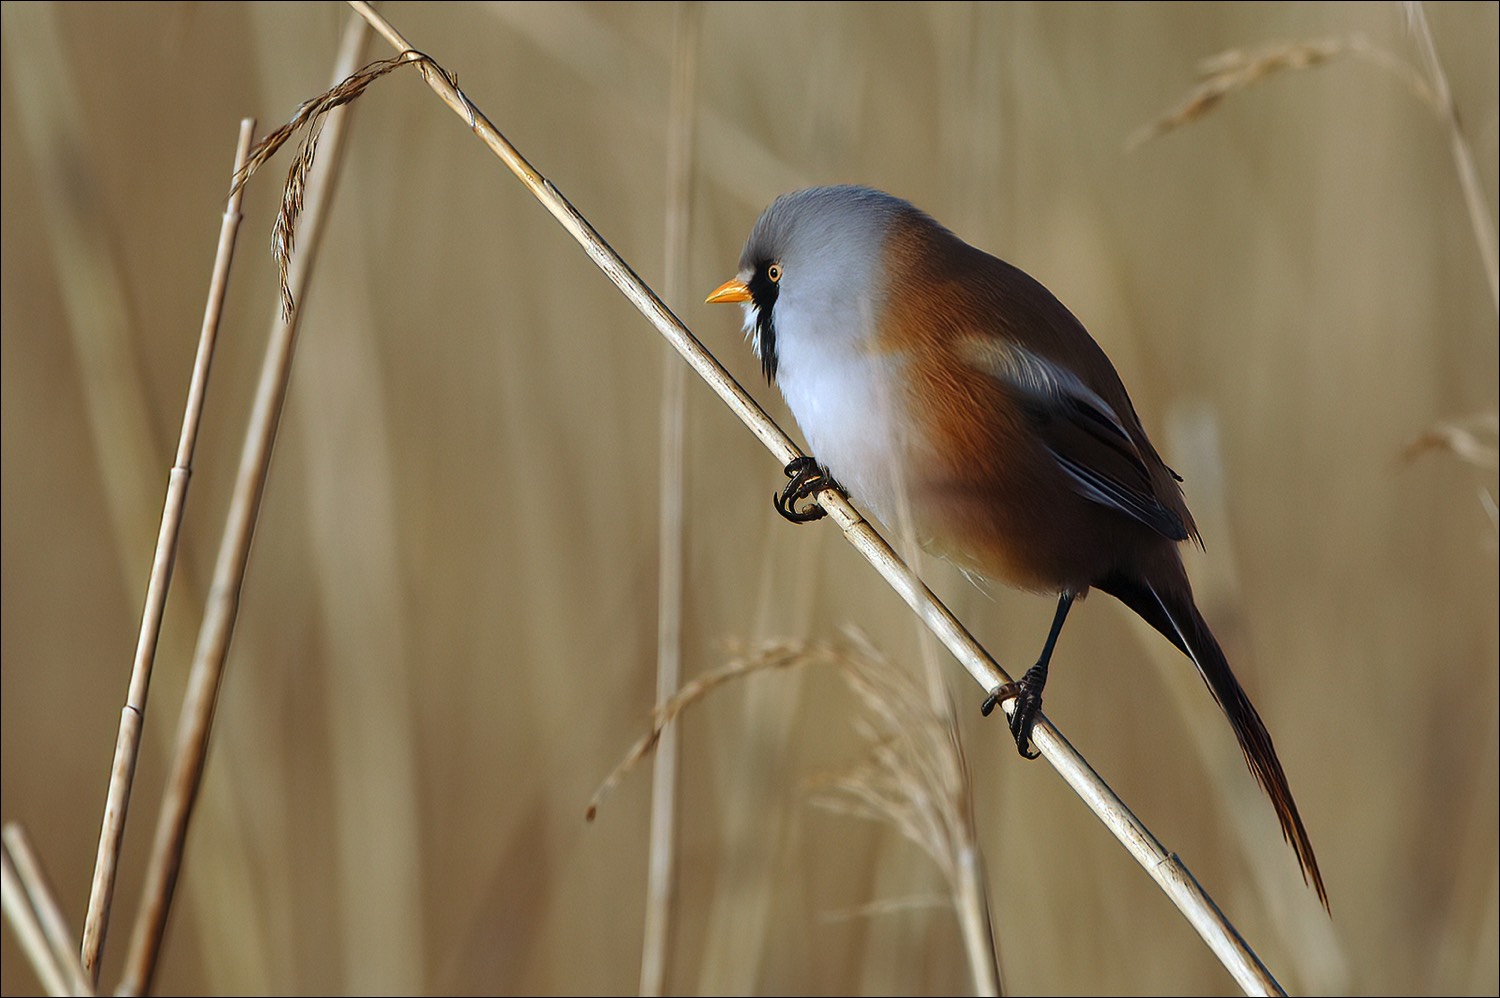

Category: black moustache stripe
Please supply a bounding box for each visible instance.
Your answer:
[758,309,778,382]
[748,262,781,383]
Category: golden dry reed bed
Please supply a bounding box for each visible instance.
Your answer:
[2,3,1495,995]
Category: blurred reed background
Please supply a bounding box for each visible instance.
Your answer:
[2,2,1496,994]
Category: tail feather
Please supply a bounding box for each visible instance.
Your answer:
[1098,571,1329,910]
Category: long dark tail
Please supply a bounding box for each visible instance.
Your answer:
[1097,570,1329,910]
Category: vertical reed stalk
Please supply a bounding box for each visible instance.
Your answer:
[79,118,257,985]
[3,825,92,996]
[640,3,704,995]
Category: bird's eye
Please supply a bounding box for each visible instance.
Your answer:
[767,263,782,283]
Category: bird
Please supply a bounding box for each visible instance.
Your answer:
[707,184,1327,909]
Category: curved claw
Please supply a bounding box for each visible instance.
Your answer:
[775,457,836,523]
[982,676,1043,759]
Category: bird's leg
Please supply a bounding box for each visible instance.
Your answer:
[982,591,1076,759]
[775,456,839,523]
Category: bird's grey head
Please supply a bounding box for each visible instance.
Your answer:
[735,186,913,381]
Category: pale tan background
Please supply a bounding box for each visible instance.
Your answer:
[2,2,1496,995]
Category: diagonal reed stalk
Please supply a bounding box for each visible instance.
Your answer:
[113,15,371,995]
[2,846,72,997]
[2,824,93,996]
[1129,8,1497,314]
[77,117,256,986]
[1402,1,1499,314]
[336,2,1288,993]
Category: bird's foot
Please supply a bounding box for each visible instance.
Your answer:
[775,456,838,523]
[981,664,1048,760]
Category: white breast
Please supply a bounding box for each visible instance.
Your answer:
[755,295,917,529]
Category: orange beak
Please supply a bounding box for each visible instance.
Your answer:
[705,278,752,304]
